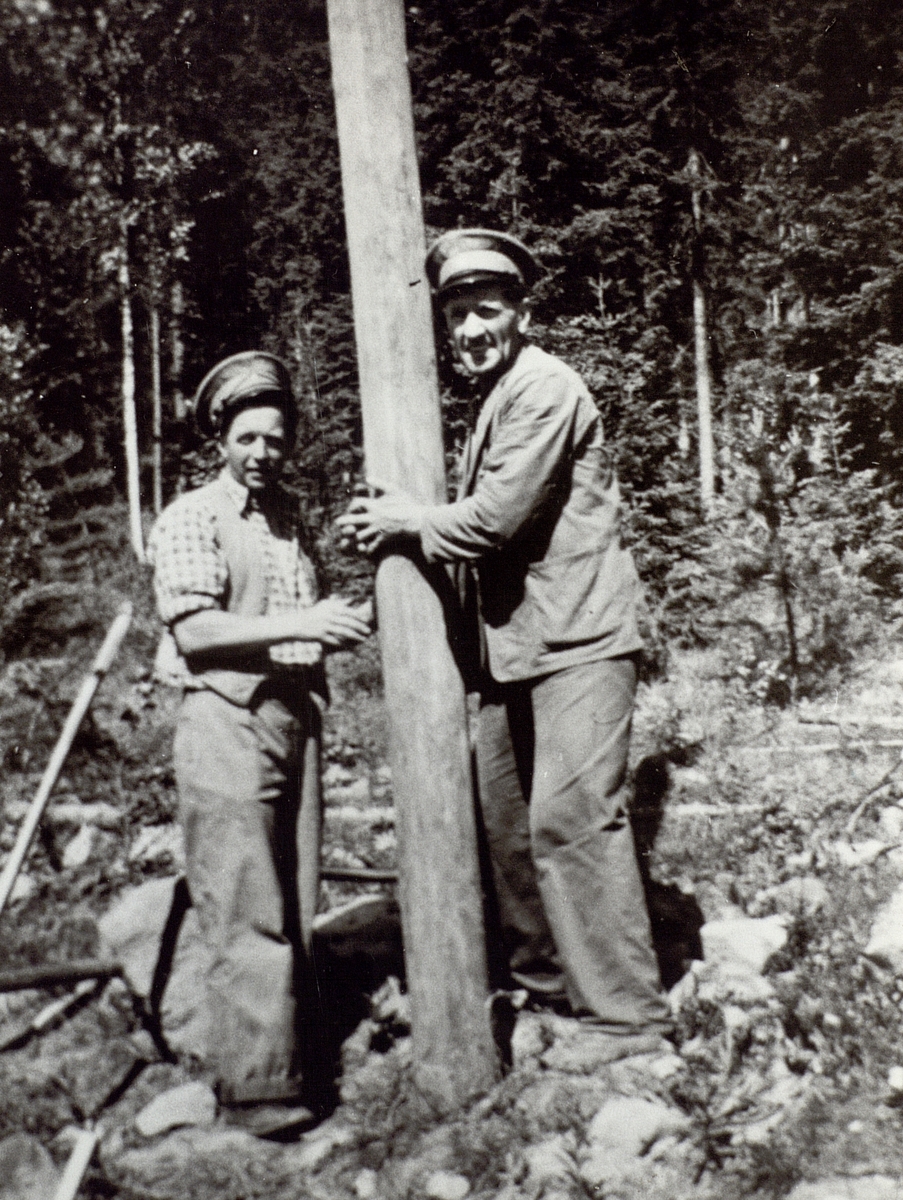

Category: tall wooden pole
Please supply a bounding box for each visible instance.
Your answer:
[327,0,500,1111]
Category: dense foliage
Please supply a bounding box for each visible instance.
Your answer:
[2,0,903,690]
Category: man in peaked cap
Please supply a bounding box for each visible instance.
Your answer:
[339,230,671,1054]
[148,352,370,1136]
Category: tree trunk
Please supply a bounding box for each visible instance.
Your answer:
[692,277,715,513]
[169,280,186,422]
[169,280,187,494]
[150,301,163,515]
[327,0,500,1113]
[688,148,716,515]
[118,229,144,560]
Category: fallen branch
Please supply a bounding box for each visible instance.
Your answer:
[0,958,122,994]
[845,749,903,840]
[52,1127,99,1200]
[0,977,100,1053]
[0,604,133,917]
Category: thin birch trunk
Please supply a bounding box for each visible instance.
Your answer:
[119,228,144,560]
[150,301,162,515]
[688,148,716,516]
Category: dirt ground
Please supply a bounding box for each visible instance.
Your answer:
[4,603,903,1199]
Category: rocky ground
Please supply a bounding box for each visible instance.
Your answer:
[4,602,903,1198]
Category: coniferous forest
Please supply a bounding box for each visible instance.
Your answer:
[3,0,903,696]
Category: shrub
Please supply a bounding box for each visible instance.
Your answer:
[0,324,47,634]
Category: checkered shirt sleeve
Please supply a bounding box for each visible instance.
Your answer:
[254,498,322,666]
[147,490,226,625]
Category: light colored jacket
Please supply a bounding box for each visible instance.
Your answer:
[420,343,643,683]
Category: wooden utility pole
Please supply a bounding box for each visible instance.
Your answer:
[688,148,715,516]
[327,0,500,1111]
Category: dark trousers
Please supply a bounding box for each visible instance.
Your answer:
[173,685,322,1103]
[475,657,670,1033]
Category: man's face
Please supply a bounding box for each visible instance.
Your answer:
[219,404,287,492]
[442,284,530,380]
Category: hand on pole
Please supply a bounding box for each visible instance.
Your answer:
[336,479,427,555]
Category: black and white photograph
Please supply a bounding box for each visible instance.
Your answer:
[1,2,902,1198]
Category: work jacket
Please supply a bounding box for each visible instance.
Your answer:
[420,343,643,683]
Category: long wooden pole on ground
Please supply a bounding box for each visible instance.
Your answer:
[0,605,133,918]
[326,0,500,1112]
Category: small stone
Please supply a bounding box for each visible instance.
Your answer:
[888,1065,903,1094]
[134,1082,217,1137]
[49,801,121,829]
[423,1170,470,1200]
[765,877,830,918]
[880,806,903,842]
[9,873,35,904]
[0,1133,61,1200]
[354,1168,379,1199]
[510,1011,549,1065]
[830,839,888,868]
[522,1135,578,1192]
[62,823,95,868]
[671,766,711,796]
[645,1052,684,1080]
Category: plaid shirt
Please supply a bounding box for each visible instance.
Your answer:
[148,469,321,667]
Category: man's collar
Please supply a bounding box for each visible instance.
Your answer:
[218,468,280,515]
[219,468,250,512]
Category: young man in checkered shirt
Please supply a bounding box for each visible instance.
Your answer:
[148,352,370,1137]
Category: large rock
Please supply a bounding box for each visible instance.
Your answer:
[135,1082,217,1138]
[585,1096,689,1159]
[0,1134,61,1200]
[866,883,903,975]
[98,877,211,1061]
[98,877,181,998]
[701,915,787,975]
[580,1097,689,1188]
[760,877,830,918]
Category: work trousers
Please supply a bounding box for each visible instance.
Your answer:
[173,684,322,1103]
[475,657,670,1033]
